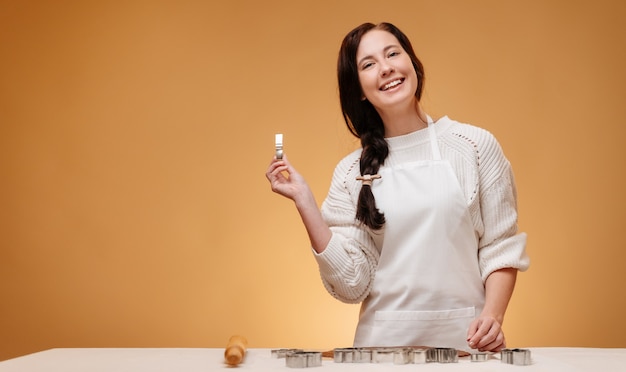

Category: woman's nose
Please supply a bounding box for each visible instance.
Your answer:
[380,63,394,76]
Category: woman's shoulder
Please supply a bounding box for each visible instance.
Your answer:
[323,147,362,198]
[333,148,361,179]
[438,116,497,142]
[437,116,504,156]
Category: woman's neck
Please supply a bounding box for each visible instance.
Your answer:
[379,102,428,138]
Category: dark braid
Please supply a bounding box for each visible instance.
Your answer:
[356,120,388,229]
[337,22,425,230]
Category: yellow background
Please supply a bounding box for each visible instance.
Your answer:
[1,0,625,361]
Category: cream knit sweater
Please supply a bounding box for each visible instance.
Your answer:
[314,116,530,304]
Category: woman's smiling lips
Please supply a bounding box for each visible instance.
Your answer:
[380,78,405,91]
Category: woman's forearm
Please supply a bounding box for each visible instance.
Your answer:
[481,267,518,323]
[294,190,332,254]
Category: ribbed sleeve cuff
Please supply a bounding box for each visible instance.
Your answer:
[312,233,346,275]
[310,231,375,303]
[479,233,530,282]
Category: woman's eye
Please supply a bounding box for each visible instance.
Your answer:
[362,62,374,69]
[388,51,399,57]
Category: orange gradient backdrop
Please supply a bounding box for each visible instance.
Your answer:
[1,0,625,361]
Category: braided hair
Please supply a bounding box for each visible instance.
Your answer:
[337,22,425,230]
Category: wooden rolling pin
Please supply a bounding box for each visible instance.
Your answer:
[224,335,248,366]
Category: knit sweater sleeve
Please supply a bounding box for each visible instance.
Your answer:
[312,153,380,304]
[452,124,530,281]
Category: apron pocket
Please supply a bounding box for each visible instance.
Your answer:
[367,307,476,349]
[355,307,476,350]
[375,306,475,322]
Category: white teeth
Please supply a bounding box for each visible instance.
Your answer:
[382,80,402,91]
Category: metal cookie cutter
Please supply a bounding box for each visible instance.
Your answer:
[410,349,429,364]
[334,347,453,364]
[372,348,396,363]
[332,348,354,363]
[333,348,371,363]
[426,347,458,363]
[271,349,302,358]
[391,349,411,365]
[501,348,532,365]
[470,352,490,362]
[275,133,283,159]
[391,348,428,365]
[285,351,322,368]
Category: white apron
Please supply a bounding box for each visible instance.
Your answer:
[353,120,485,351]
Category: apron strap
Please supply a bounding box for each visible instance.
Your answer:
[426,116,442,161]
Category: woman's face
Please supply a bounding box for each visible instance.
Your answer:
[356,29,418,112]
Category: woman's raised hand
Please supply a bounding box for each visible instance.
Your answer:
[266,154,311,202]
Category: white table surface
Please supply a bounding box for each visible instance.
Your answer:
[1,347,625,371]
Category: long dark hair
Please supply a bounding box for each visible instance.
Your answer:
[337,22,425,230]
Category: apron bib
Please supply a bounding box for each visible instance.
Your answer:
[353,121,485,351]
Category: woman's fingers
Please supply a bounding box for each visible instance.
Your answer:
[467,316,506,352]
[265,154,306,200]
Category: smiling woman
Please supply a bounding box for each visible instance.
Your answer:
[356,30,422,131]
[2,0,626,362]
[266,22,529,352]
